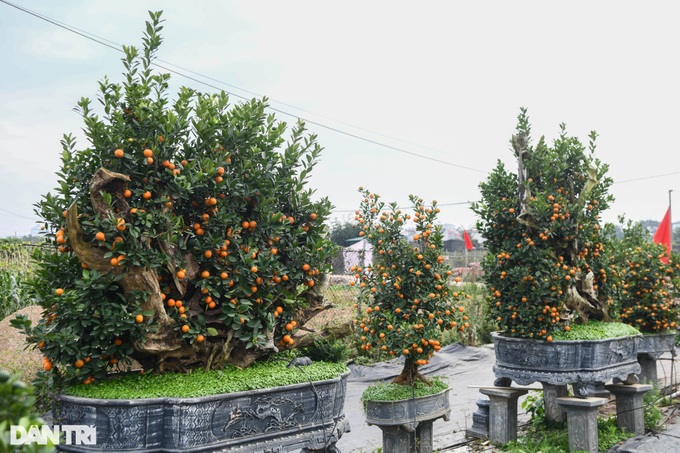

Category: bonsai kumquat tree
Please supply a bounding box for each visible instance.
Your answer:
[472,108,618,341]
[351,189,468,386]
[13,12,338,386]
[616,219,680,332]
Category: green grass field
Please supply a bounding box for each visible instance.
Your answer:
[0,240,36,320]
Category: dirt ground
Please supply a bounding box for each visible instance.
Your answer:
[0,305,43,382]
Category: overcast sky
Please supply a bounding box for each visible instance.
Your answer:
[1,0,679,238]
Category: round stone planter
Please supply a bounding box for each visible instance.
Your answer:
[364,388,450,453]
[636,331,677,384]
[55,370,350,452]
[491,332,642,397]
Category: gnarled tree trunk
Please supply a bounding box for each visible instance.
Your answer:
[393,359,431,386]
[65,167,348,373]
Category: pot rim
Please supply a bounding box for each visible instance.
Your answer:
[491,331,641,345]
[363,386,450,405]
[639,330,677,336]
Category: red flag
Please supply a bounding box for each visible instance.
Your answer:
[463,230,474,251]
[653,208,672,263]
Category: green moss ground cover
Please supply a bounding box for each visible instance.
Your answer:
[551,321,640,341]
[64,361,348,399]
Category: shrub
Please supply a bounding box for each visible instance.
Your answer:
[352,189,468,385]
[0,240,35,320]
[472,109,616,340]
[450,282,493,346]
[13,12,338,386]
[0,370,55,452]
[0,270,29,321]
[642,385,664,432]
[302,338,350,363]
[0,239,34,274]
[615,219,679,333]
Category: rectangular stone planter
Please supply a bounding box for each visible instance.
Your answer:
[636,332,677,384]
[636,332,676,359]
[56,370,350,452]
[491,332,641,396]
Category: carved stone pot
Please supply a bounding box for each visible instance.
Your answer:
[55,370,350,452]
[636,332,677,385]
[364,388,450,453]
[491,332,641,397]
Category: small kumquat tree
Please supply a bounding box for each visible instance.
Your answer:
[351,189,468,385]
[616,219,680,332]
[13,12,338,386]
[472,109,618,341]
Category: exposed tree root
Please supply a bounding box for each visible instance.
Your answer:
[393,360,432,387]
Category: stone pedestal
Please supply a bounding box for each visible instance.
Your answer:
[605,383,653,435]
[365,389,450,453]
[479,387,528,444]
[466,397,490,439]
[377,421,435,453]
[584,381,611,398]
[637,354,658,385]
[541,383,568,424]
[556,397,607,453]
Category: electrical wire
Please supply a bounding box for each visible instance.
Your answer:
[0,0,488,174]
[0,0,455,160]
[0,207,38,221]
[332,200,473,213]
[4,0,680,227]
[613,171,680,185]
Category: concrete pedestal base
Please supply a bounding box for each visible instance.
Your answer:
[585,381,611,398]
[605,383,653,435]
[466,398,490,439]
[541,383,568,424]
[637,354,658,385]
[377,421,435,453]
[479,387,528,444]
[556,397,607,453]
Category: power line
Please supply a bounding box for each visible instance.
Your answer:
[332,200,472,213]
[0,0,488,174]
[0,0,122,53]
[613,171,680,185]
[0,207,37,221]
[438,201,473,207]
[6,1,679,193]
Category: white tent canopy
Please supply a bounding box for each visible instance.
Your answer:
[343,239,373,271]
